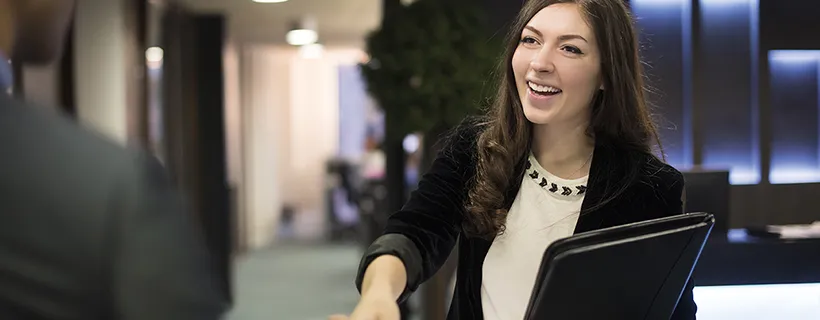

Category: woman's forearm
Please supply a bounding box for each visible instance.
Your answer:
[359,255,408,301]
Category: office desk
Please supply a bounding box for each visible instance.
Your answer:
[692,231,820,319]
[694,230,820,286]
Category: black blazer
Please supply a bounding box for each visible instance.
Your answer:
[355,122,695,320]
[0,95,228,319]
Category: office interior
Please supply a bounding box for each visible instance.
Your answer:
[9,0,820,319]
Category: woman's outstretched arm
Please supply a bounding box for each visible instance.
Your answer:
[355,121,479,303]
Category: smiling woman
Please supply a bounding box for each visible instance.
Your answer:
[342,1,693,320]
[513,7,601,128]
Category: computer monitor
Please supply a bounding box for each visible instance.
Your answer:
[682,169,730,232]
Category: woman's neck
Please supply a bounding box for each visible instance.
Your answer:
[531,121,595,179]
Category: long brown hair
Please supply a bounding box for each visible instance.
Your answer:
[464,0,663,240]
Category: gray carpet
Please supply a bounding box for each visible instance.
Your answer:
[228,243,363,320]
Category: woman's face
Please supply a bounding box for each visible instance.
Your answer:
[512,3,602,128]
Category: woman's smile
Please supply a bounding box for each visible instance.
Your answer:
[527,81,563,105]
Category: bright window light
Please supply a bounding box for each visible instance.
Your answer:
[768,50,820,184]
[700,0,755,5]
[769,50,820,63]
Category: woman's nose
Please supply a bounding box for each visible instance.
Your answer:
[530,49,555,73]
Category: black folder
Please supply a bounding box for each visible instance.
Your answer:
[523,212,714,320]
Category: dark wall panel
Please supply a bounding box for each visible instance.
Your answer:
[160,5,232,301]
[695,0,759,185]
[632,0,692,169]
[194,14,232,302]
[750,0,820,226]
[624,0,820,227]
[59,20,76,117]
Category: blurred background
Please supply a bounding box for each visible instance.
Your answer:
[9,0,820,319]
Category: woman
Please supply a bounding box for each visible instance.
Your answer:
[337,0,694,319]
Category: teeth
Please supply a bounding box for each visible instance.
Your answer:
[528,82,561,93]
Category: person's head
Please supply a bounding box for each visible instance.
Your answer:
[465,0,661,239]
[0,0,76,64]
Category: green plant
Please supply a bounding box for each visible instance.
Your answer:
[360,0,501,138]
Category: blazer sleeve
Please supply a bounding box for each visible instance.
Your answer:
[355,123,479,303]
[663,168,698,320]
[109,153,230,320]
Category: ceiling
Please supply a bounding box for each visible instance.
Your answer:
[177,0,383,47]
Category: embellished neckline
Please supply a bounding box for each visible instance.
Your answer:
[526,153,589,198]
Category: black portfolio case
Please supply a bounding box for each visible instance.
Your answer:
[524,212,715,320]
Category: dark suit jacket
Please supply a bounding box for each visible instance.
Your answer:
[0,95,228,319]
[356,121,695,320]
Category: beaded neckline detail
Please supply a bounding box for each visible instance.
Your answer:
[526,153,588,198]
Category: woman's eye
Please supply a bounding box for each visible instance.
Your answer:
[562,45,583,54]
[520,36,538,45]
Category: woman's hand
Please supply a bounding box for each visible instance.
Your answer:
[331,255,406,320]
[328,294,400,320]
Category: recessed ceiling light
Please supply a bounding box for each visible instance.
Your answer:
[286,16,318,46]
[145,47,164,63]
[286,29,318,46]
[253,0,288,3]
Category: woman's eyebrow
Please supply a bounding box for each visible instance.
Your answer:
[524,25,588,43]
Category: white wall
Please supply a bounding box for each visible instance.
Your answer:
[223,40,246,249]
[241,46,289,248]
[73,0,132,144]
[239,45,365,248]
[288,52,339,207]
[224,42,243,188]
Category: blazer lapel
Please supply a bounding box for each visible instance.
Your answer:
[575,143,630,233]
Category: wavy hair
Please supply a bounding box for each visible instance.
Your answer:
[463,0,663,240]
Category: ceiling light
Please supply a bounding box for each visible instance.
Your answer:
[253,0,288,3]
[286,16,318,46]
[146,46,164,62]
[145,46,164,69]
[286,29,318,46]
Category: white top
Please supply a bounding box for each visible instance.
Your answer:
[481,153,588,320]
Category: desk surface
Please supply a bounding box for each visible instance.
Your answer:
[694,231,820,286]
[694,282,820,320]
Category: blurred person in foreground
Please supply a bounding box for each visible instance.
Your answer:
[332,0,695,319]
[0,1,228,319]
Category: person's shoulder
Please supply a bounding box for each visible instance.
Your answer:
[0,96,159,187]
[439,116,486,156]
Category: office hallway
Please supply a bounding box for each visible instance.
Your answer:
[229,243,362,320]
